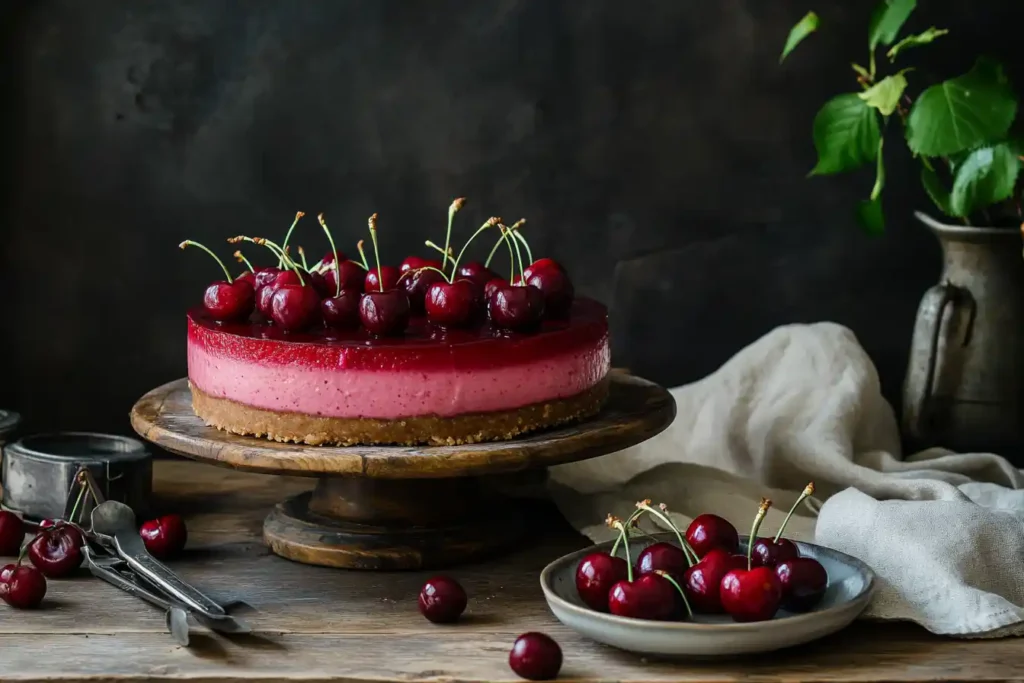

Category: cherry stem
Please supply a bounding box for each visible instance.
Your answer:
[233,236,305,286]
[637,502,698,567]
[356,240,370,270]
[442,198,466,274]
[67,483,87,526]
[450,218,500,281]
[298,246,309,271]
[179,241,233,283]
[317,213,343,296]
[747,498,772,571]
[233,251,255,273]
[610,508,647,557]
[484,234,504,268]
[278,211,305,267]
[773,482,814,543]
[508,219,532,265]
[507,223,527,282]
[497,225,517,280]
[367,213,384,293]
[654,570,693,618]
[607,516,633,583]
[396,265,448,285]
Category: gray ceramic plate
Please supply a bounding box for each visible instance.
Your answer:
[540,534,875,657]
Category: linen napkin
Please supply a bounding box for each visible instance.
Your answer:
[547,322,1024,637]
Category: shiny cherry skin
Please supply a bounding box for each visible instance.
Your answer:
[488,284,545,331]
[364,265,400,293]
[0,511,25,556]
[325,260,367,293]
[523,258,566,279]
[685,514,740,559]
[457,262,497,289]
[575,552,628,612]
[400,256,442,274]
[236,270,256,287]
[635,542,689,581]
[608,573,678,620]
[775,557,828,612]
[509,632,562,681]
[27,525,84,578]
[720,566,783,622]
[0,564,46,609]
[751,537,800,568]
[203,279,255,322]
[254,266,282,289]
[683,547,746,613]
[258,270,302,316]
[425,280,478,327]
[321,289,362,330]
[38,519,85,548]
[307,270,331,298]
[418,576,467,624]
[484,277,507,300]
[270,283,321,331]
[401,266,446,314]
[360,290,410,336]
[140,515,188,560]
[318,251,347,272]
[525,267,574,319]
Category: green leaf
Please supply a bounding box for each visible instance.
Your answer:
[858,73,908,116]
[887,27,949,61]
[948,143,1020,217]
[870,138,885,200]
[780,12,819,63]
[921,164,952,215]
[810,94,882,175]
[905,57,1018,157]
[856,197,885,234]
[868,0,917,50]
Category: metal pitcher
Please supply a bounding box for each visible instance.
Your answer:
[902,212,1024,458]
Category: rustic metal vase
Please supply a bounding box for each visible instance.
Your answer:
[902,212,1024,459]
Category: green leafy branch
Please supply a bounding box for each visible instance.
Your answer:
[781,0,1021,233]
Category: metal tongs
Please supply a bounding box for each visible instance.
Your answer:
[67,468,252,646]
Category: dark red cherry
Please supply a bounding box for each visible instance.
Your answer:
[418,575,467,624]
[202,280,255,322]
[685,514,740,559]
[575,552,628,612]
[456,261,497,289]
[488,284,545,331]
[682,547,746,613]
[140,514,188,560]
[27,525,84,578]
[364,265,400,293]
[401,267,446,314]
[401,256,442,274]
[775,557,828,612]
[325,260,367,293]
[509,632,562,681]
[0,564,46,609]
[525,267,574,319]
[38,519,85,548]
[523,258,566,279]
[236,270,256,287]
[258,270,303,316]
[720,566,783,622]
[321,290,362,329]
[635,542,689,581]
[425,280,478,327]
[608,573,678,620]
[307,270,331,297]
[0,511,25,556]
[484,277,507,301]
[270,283,320,331]
[254,266,282,289]
[318,251,347,271]
[360,290,410,335]
[751,538,800,568]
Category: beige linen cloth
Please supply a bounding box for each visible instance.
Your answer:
[547,322,1024,638]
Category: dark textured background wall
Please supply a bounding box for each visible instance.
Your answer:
[1,0,1022,437]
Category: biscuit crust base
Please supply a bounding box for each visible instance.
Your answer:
[189,377,610,447]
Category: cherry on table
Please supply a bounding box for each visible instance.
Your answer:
[608,573,678,621]
[685,514,739,559]
[509,632,562,681]
[270,284,321,331]
[418,576,467,624]
[0,511,25,556]
[683,547,746,613]
[488,284,545,331]
[140,515,188,560]
[575,551,628,612]
[0,564,46,609]
[750,537,799,568]
[364,266,400,293]
[321,290,362,330]
[457,261,497,289]
[425,280,478,327]
[27,525,84,578]
[360,290,410,336]
[776,557,828,612]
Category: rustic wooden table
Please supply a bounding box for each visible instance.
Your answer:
[2,460,1022,682]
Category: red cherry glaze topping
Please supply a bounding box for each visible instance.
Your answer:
[775,557,828,612]
[0,511,25,556]
[685,514,740,559]
[27,525,84,578]
[425,280,478,327]
[575,552,628,612]
[140,514,188,559]
[417,575,467,623]
[0,564,46,609]
[364,266,400,293]
[321,290,362,330]
[509,632,562,681]
[489,284,545,331]
[360,290,410,336]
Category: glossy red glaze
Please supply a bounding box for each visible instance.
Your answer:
[683,548,746,613]
[417,575,468,624]
[720,566,783,622]
[776,557,828,612]
[750,537,800,568]
[575,552,628,612]
[685,514,740,558]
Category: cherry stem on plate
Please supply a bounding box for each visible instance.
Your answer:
[636,500,698,567]
[609,508,647,557]
[450,217,501,279]
[441,197,466,274]
[179,241,233,283]
[317,213,344,296]
[278,211,305,267]
[747,498,772,571]
[773,482,814,542]
[233,251,255,273]
[606,515,633,582]
[653,570,694,618]
[367,213,385,292]
[356,240,370,270]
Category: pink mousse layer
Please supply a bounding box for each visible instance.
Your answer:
[187,300,610,420]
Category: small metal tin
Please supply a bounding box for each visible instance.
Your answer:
[0,410,21,447]
[2,432,152,522]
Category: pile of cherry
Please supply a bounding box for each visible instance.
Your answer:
[576,484,828,622]
[0,508,187,609]
[181,198,575,336]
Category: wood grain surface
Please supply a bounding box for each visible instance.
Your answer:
[129,372,676,478]
[1,460,1022,682]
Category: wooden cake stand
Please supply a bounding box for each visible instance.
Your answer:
[129,372,675,570]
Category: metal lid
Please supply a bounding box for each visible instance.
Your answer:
[6,432,149,464]
[0,410,21,439]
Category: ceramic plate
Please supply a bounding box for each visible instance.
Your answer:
[540,534,875,657]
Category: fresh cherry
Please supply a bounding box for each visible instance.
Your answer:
[401,266,446,314]
[685,514,740,559]
[575,552,628,612]
[254,266,282,289]
[202,280,255,322]
[360,290,410,335]
[457,261,498,289]
[307,270,331,298]
[0,511,25,556]
[27,525,84,578]
[484,277,507,300]
[750,538,800,568]
[608,572,679,620]
[321,290,362,329]
[364,266,400,293]
[235,270,256,287]
[39,519,85,548]
[418,576,467,624]
[525,266,574,319]
[509,632,562,681]
[776,557,828,612]
[139,514,188,560]
[258,269,302,316]
[0,564,46,609]
[401,256,442,273]
[635,542,689,582]
[523,257,566,278]
[425,280,478,327]
[270,283,321,331]
[318,251,347,271]
[719,498,783,622]
[325,260,367,293]
[683,547,746,613]
[488,284,545,331]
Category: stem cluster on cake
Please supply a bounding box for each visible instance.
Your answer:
[179,198,575,335]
